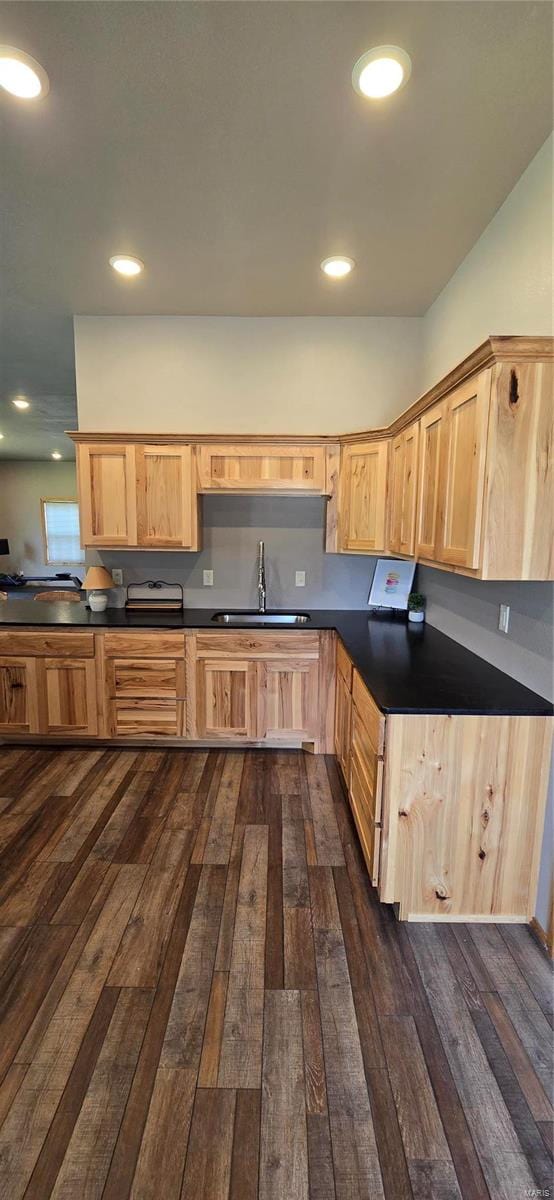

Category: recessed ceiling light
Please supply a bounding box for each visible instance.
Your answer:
[0,45,49,99]
[109,254,144,277]
[51,451,62,460]
[321,256,355,279]
[352,45,412,99]
[12,397,30,410]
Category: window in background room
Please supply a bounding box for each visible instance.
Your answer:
[41,499,85,564]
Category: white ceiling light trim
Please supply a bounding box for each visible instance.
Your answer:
[320,256,355,279]
[51,450,62,459]
[109,254,144,277]
[12,397,30,409]
[0,45,49,99]
[352,45,412,99]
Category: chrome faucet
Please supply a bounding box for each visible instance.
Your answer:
[257,540,266,613]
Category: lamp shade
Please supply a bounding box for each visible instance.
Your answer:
[82,566,114,590]
[0,539,9,555]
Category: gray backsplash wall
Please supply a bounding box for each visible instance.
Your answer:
[95,496,378,610]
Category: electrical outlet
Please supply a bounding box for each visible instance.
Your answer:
[295,570,306,587]
[203,569,214,587]
[498,603,510,634]
[111,569,123,586]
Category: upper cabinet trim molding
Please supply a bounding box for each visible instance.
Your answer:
[67,336,553,448]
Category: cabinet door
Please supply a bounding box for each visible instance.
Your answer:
[340,440,388,553]
[258,658,319,742]
[388,423,420,556]
[197,444,326,493]
[0,657,38,733]
[334,670,352,784]
[135,445,197,548]
[78,444,137,547]
[416,404,445,560]
[38,658,98,735]
[349,702,384,886]
[438,371,491,569]
[196,658,257,739]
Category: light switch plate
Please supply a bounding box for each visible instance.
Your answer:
[203,569,214,587]
[111,569,123,586]
[295,570,306,587]
[498,603,510,633]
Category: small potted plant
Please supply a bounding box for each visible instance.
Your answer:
[407,592,425,624]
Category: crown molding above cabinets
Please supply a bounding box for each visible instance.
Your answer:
[68,335,553,579]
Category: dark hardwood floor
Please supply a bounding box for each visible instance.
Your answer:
[0,745,552,1199]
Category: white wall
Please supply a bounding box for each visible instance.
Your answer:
[0,461,80,576]
[421,134,553,388]
[74,315,422,435]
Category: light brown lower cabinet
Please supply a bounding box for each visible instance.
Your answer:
[101,634,187,739]
[0,657,39,734]
[38,658,98,736]
[334,670,352,783]
[334,650,553,923]
[196,658,258,739]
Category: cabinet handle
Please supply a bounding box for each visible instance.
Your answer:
[10,682,23,689]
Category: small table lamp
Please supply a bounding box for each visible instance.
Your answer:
[82,565,114,612]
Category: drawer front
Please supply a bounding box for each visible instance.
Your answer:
[102,633,185,659]
[0,631,94,658]
[195,631,320,658]
[350,705,383,824]
[336,639,353,691]
[352,670,385,754]
[109,699,184,737]
[106,658,185,699]
[349,751,381,886]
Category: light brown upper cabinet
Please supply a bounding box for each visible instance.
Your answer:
[339,440,389,553]
[416,371,491,569]
[196,442,327,493]
[135,445,197,549]
[77,441,199,550]
[388,422,420,557]
[77,443,138,547]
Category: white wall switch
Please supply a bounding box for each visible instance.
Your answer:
[203,569,214,586]
[498,603,510,633]
[111,569,123,586]
[295,570,306,587]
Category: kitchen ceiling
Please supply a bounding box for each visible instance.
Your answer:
[0,0,552,459]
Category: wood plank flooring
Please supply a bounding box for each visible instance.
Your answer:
[0,745,551,1199]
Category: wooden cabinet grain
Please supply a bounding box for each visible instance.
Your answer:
[388,422,419,556]
[438,370,491,569]
[77,443,138,547]
[0,658,38,733]
[101,631,186,738]
[197,443,326,493]
[339,439,388,553]
[38,658,98,736]
[257,657,319,742]
[196,658,257,739]
[334,670,351,784]
[77,441,198,550]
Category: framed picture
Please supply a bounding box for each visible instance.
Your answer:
[368,558,416,610]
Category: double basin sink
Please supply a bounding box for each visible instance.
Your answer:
[212,611,310,626]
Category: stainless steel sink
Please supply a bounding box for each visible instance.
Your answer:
[211,611,310,626]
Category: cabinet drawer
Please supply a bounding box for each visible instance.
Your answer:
[336,639,353,690]
[352,671,385,754]
[350,705,383,824]
[195,631,320,658]
[109,699,184,737]
[102,633,185,659]
[349,751,381,886]
[0,631,94,658]
[106,658,185,699]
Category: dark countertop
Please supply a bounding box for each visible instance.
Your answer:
[0,601,551,717]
